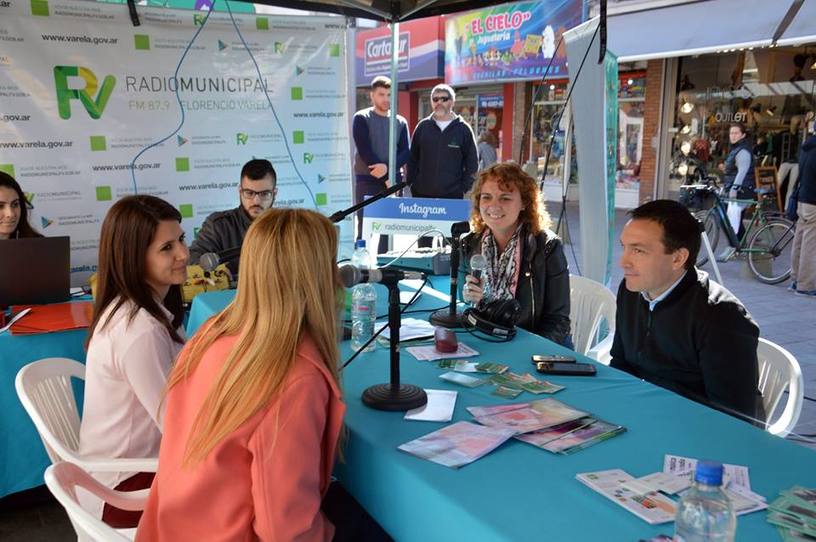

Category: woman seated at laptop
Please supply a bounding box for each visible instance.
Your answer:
[0,172,42,239]
[461,162,572,347]
[78,195,188,528]
[137,209,345,542]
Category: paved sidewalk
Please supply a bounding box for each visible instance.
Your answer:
[551,202,816,448]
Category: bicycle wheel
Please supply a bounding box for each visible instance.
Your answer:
[747,220,795,284]
[694,209,719,267]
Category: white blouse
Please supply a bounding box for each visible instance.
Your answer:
[78,297,185,518]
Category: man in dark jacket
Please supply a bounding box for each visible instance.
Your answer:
[408,84,478,247]
[189,159,277,274]
[790,127,816,296]
[611,200,765,424]
[352,75,410,254]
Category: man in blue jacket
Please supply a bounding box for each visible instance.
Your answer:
[352,76,410,254]
[791,123,816,296]
[408,84,478,247]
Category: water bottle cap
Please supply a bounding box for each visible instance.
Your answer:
[355,240,367,249]
[694,460,724,486]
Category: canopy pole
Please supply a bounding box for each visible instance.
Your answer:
[388,19,399,190]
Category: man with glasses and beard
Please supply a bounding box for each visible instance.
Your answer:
[408,84,478,247]
[189,159,277,274]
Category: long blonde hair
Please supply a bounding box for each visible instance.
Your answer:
[167,208,342,465]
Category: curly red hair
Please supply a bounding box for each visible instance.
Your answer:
[469,162,551,235]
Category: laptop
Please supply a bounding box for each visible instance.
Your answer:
[0,236,70,307]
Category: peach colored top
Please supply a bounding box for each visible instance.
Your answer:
[136,332,345,542]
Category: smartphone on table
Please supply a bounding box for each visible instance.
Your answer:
[534,361,596,376]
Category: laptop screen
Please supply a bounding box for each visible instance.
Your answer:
[0,236,70,307]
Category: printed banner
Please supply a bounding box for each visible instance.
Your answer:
[0,0,352,286]
[354,17,444,84]
[361,197,471,238]
[444,0,582,85]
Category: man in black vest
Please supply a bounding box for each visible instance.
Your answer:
[611,200,765,424]
[717,122,756,260]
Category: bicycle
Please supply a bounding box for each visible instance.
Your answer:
[680,183,796,284]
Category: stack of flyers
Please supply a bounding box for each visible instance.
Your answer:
[489,372,565,395]
[397,421,516,468]
[406,342,479,361]
[475,362,509,374]
[438,360,478,372]
[576,469,678,524]
[437,360,510,374]
[535,418,626,454]
[468,398,587,434]
[515,417,595,447]
[768,486,816,541]
[439,371,486,388]
[492,386,523,399]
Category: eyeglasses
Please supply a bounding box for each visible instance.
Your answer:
[431,96,451,103]
[240,188,274,201]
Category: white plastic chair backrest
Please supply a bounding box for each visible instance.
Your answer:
[15,357,85,465]
[569,275,616,355]
[757,338,803,437]
[44,462,144,542]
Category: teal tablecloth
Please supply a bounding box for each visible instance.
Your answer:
[0,327,87,497]
[187,286,816,541]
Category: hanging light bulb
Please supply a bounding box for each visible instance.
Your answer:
[681,124,692,134]
[680,101,694,114]
[677,163,689,176]
[681,141,692,155]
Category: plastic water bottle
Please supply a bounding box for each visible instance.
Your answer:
[351,240,377,352]
[674,461,736,542]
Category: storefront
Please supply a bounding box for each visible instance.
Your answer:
[666,45,816,204]
[528,64,648,208]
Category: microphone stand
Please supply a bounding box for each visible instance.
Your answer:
[430,227,466,328]
[361,275,427,411]
[329,181,407,224]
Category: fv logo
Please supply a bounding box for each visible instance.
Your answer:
[54,66,116,120]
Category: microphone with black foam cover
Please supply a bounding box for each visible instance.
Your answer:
[339,264,424,288]
[198,246,242,272]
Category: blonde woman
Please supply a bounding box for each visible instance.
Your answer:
[137,209,345,541]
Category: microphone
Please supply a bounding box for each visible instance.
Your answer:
[198,246,241,272]
[469,253,487,280]
[468,253,490,302]
[339,264,424,288]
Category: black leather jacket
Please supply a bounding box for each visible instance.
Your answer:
[188,206,253,274]
[461,227,572,346]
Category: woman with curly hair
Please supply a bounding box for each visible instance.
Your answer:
[461,162,572,346]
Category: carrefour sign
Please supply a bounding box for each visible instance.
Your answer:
[364,32,409,76]
[355,17,444,83]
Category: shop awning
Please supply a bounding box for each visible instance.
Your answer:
[608,0,814,62]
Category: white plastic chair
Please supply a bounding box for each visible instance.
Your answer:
[44,462,147,542]
[757,338,803,437]
[568,275,616,363]
[15,357,158,472]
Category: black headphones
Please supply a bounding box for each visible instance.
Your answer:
[462,298,521,342]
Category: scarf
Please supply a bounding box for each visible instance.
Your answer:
[479,225,523,305]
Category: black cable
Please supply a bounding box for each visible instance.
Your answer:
[340,277,429,370]
[803,395,816,402]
